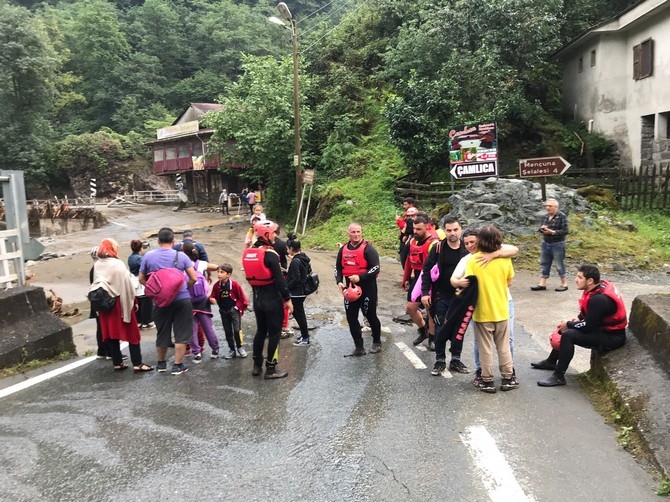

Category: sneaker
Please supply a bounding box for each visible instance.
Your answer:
[449,359,470,374]
[236,347,248,358]
[500,377,520,391]
[281,330,293,339]
[476,380,496,393]
[345,347,367,357]
[431,361,447,376]
[252,365,262,376]
[171,363,188,375]
[293,338,310,347]
[193,354,202,364]
[472,368,483,388]
[156,360,167,373]
[369,343,381,354]
[222,349,237,359]
[184,349,192,357]
[361,326,372,333]
[210,350,220,359]
[427,338,435,351]
[412,327,428,346]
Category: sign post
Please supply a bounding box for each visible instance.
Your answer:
[519,156,571,200]
[448,122,498,181]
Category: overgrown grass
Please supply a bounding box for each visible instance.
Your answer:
[0,352,76,378]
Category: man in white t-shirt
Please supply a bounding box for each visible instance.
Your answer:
[449,228,518,386]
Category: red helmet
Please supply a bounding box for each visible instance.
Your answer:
[253,220,278,240]
[550,330,562,351]
[343,283,362,302]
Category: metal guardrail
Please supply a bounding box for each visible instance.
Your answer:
[107,190,183,206]
[0,228,23,289]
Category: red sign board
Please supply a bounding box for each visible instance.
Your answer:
[519,157,571,178]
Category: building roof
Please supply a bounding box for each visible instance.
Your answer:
[173,103,223,125]
[553,0,670,60]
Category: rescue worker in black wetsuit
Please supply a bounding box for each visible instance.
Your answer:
[335,223,382,356]
[242,220,293,379]
[533,264,627,386]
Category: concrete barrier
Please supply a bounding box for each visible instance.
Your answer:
[628,294,670,374]
[0,286,76,368]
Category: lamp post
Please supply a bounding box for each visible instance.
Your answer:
[269,2,302,207]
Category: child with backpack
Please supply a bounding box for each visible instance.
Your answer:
[210,263,249,358]
[182,243,221,362]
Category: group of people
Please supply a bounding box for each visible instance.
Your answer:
[88,215,316,379]
[333,196,628,393]
[88,194,628,390]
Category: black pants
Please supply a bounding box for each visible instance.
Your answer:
[109,340,142,366]
[137,296,153,325]
[95,316,110,357]
[252,298,284,367]
[344,283,381,348]
[548,328,626,374]
[222,203,229,215]
[219,307,242,350]
[292,296,309,338]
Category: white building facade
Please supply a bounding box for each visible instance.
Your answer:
[556,0,670,171]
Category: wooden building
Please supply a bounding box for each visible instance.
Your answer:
[147,103,246,202]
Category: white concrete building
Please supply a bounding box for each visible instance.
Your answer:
[555,0,670,171]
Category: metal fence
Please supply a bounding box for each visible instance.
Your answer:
[0,228,23,289]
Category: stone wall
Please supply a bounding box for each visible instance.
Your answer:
[0,286,75,368]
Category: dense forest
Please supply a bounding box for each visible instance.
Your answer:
[1,0,638,213]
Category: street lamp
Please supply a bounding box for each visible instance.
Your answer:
[269,2,302,207]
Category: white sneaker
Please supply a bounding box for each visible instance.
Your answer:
[193,354,203,364]
[236,347,248,358]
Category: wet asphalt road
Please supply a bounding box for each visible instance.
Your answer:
[0,305,660,502]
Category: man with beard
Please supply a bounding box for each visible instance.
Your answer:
[401,213,438,350]
[420,217,469,371]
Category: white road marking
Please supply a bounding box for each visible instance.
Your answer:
[461,425,535,502]
[0,342,129,400]
[395,342,427,369]
[109,221,130,227]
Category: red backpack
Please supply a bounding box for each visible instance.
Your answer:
[144,251,185,307]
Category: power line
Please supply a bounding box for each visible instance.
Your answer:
[299,0,357,38]
[301,0,371,53]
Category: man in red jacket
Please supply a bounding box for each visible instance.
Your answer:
[532,264,627,387]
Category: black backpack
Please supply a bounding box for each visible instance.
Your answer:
[303,262,319,295]
[88,287,118,312]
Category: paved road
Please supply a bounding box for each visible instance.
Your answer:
[0,305,660,501]
[4,205,667,500]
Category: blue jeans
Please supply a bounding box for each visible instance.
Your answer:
[474,299,515,370]
[540,240,566,279]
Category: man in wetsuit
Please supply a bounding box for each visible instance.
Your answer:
[335,223,382,356]
[533,264,627,387]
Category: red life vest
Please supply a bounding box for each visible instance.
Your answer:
[578,280,628,331]
[242,246,276,286]
[408,236,436,271]
[341,241,369,276]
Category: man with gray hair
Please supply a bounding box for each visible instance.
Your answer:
[174,229,209,263]
[531,198,569,292]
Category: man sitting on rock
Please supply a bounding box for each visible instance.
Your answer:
[532,264,627,387]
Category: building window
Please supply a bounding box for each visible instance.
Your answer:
[193,142,204,156]
[153,149,164,162]
[165,147,177,160]
[660,112,669,139]
[178,144,190,158]
[633,38,653,80]
[590,50,596,67]
[578,56,583,73]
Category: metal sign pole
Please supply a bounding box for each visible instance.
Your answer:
[301,183,314,236]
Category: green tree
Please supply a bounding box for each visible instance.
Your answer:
[204,54,312,219]
[0,3,60,178]
[59,0,130,129]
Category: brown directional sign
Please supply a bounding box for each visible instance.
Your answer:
[519,157,571,178]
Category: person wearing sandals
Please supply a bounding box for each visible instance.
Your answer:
[128,239,154,329]
[89,246,111,360]
[92,238,153,373]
